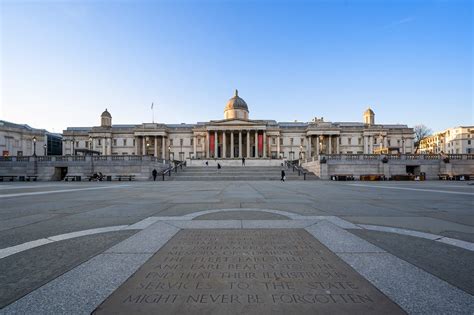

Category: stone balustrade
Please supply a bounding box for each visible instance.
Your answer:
[0,155,167,164]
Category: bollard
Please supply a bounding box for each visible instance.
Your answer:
[304,173,306,180]
[162,173,165,181]
[293,165,295,172]
[169,170,171,177]
[175,167,177,173]
[298,169,301,176]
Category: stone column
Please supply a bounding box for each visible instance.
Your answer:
[103,137,107,155]
[230,131,234,158]
[142,137,146,156]
[306,136,311,158]
[316,135,320,156]
[239,131,242,158]
[336,136,340,154]
[223,131,226,158]
[214,131,218,158]
[162,136,166,159]
[384,136,388,149]
[328,136,332,154]
[206,131,210,158]
[364,136,368,154]
[369,136,373,154]
[247,131,250,158]
[255,130,259,158]
[263,131,267,158]
[134,137,138,155]
[277,135,281,158]
[193,135,197,158]
[154,136,158,157]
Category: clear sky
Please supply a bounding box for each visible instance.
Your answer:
[1,0,472,133]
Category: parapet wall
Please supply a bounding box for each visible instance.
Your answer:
[302,154,474,180]
[0,156,170,181]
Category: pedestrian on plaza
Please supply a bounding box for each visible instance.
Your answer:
[152,169,158,181]
[205,161,209,167]
[281,169,286,182]
[217,163,222,173]
[242,157,245,166]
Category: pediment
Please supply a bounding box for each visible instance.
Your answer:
[209,119,262,126]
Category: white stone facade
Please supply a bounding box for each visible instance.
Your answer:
[0,120,48,156]
[63,92,415,160]
[419,126,474,154]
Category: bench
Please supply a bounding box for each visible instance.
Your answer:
[453,174,471,181]
[64,175,81,181]
[360,174,385,181]
[331,174,354,181]
[438,174,452,180]
[0,175,17,182]
[390,174,415,181]
[26,175,38,181]
[115,175,135,181]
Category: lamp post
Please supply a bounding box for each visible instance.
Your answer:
[32,136,37,157]
[71,137,76,156]
[146,142,150,156]
[180,139,183,161]
[43,144,47,156]
[89,137,93,153]
[168,145,171,161]
[299,144,303,165]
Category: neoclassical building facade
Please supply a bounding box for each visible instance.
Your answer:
[62,90,414,160]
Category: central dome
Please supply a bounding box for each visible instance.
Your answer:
[224,90,249,120]
[225,89,248,111]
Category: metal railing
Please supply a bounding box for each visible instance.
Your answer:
[160,160,186,181]
[284,160,308,180]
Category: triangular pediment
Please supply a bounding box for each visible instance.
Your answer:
[209,118,263,126]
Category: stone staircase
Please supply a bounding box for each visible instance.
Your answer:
[171,165,318,181]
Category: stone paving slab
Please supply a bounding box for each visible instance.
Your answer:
[93,229,405,315]
[305,221,385,253]
[338,253,474,315]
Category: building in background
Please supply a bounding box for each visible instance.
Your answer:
[0,120,62,156]
[419,126,474,154]
[63,90,414,160]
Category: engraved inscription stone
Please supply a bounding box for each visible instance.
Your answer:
[94,229,405,314]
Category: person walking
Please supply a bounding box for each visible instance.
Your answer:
[205,161,209,167]
[217,163,222,173]
[152,169,158,181]
[281,169,286,182]
[242,157,245,166]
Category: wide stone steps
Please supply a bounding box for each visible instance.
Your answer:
[171,166,318,181]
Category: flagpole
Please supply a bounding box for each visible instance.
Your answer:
[151,102,154,123]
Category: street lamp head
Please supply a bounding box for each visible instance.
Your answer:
[33,136,37,142]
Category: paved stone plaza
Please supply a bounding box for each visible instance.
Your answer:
[0,180,473,314]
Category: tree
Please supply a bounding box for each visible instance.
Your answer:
[413,124,432,153]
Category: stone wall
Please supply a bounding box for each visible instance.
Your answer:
[302,154,474,180]
[0,156,170,181]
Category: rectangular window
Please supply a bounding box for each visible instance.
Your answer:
[133,139,135,146]
[272,137,276,145]
[280,138,283,145]
[468,140,471,145]
[170,139,174,146]
[180,139,183,146]
[198,138,201,145]
[191,139,194,146]
[290,138,294,145]
[113,139,117,146]
[348,138,352,145]
[123,139,127,146]
[358,138,362,145]
[76,141,79,147]
[388,140,391,146]
[98,139,102,146]
[300,138,304,145]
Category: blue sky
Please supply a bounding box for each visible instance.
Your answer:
[1,0,472,133]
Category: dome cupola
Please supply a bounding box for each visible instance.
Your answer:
[101,108,112,127]
[363,107,375,125]
[224,89,249,120]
